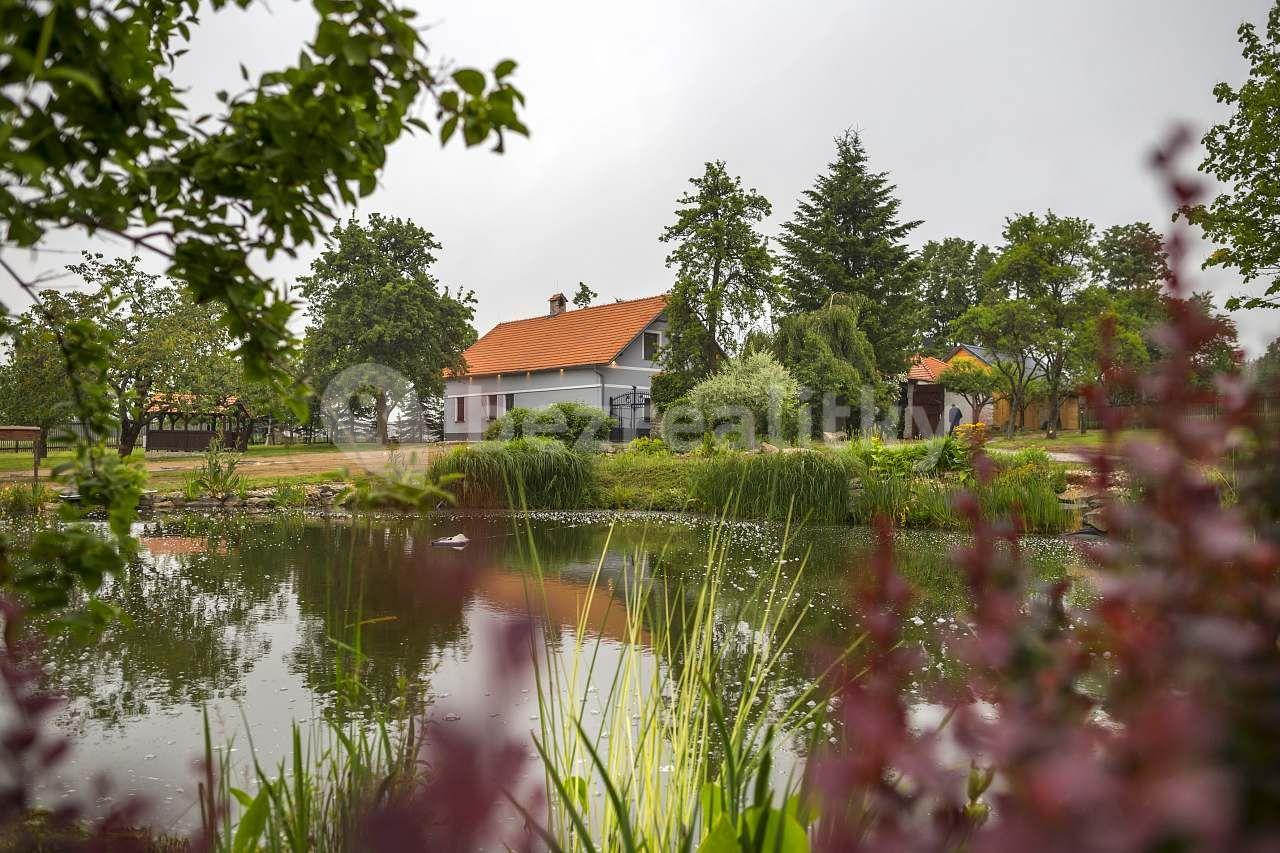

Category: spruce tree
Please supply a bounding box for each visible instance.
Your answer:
[778,130,924,375]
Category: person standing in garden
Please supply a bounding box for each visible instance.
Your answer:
[948,403,963,435]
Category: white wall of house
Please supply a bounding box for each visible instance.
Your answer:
[442,317,668,441]
[944,390,993,428]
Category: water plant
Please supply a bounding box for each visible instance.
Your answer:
[689,450,851,523]
[429,437,595,509]
[192,435,245,502]
[526,511,849,851]
[0,482,50,516]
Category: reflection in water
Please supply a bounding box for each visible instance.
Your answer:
[32,511,1077,830]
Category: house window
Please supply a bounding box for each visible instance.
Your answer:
[454,396,466,424]
[485,394,498,420]
[643,331,660,361]
[505,393,515,412]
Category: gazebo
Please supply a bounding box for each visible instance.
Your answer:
[145,394,256,452]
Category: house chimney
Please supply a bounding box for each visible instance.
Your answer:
[548,292,568,316]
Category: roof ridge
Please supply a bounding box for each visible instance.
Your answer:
[491,292,667,327]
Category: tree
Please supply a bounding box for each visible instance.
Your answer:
[771,300,882,434]
[1182,292,1242,388]
[937,360,998,425]
[1068,289,1153,409]
[299,214,477,444]
[1254,335,1280,387]
[985,212,1097,436]
[0,312,75,463]
[61,254,231,457]
[1095,222,1169,294]
[572,282,597,309]
[778,130,924,375]
[954,300,1045,437]
[918,238,995,355]
[1184,2,1280,310]
[659,160,776,372]
[685,352,801,446]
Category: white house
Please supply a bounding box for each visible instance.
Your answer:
[443,292,669,441]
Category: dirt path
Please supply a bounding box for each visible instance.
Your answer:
[1,444,454,484]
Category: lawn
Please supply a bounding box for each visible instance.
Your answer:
[984,428,1157,454]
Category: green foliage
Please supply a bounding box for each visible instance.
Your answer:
[650,370,700,414]
[627,436,669,455]
[299,214,477,442]
[595,451,699,511]
[193,435,245,502]
[772,300,884,430]
[428,437,595,509]
[0,0,526,398]
[271,481,309,508]
[919,238,996,354]
[660,160,776,367]
[571,281,597,309]
[482,401,615,447]
[937,359,998,424]
[778,129,923,375]
[983,211,1097,433]
[954,299,1044,436]
[689,450,851,523]
[0,482,51,516]
[1186,2,1280,310]
[532,516,833,852]
[685,352,801,445]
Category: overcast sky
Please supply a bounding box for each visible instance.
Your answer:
[4,0,1276,355]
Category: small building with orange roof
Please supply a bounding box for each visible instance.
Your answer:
[443,292,670,441]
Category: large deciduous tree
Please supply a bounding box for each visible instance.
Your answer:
[918,238,996,355]
[63,254,231,457]
[1185,2,1280,310]
[778,130,924,375]
[954,300,1045,437]
[299,214,476,444]
[984,212,1097,436]
[659,160,776,374]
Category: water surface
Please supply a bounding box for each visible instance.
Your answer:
[33,511,1078,832]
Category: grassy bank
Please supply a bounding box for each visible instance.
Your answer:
[423,436,1077,535]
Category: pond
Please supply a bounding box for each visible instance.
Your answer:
[33,511,1080,833]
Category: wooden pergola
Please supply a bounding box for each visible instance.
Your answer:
[145,395,256,452]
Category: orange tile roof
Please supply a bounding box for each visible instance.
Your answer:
[454,294,668,377]
[907,355,950,383]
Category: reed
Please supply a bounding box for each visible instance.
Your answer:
[688,451,851,523]
[526,510,852,851]
[429,437,595,509]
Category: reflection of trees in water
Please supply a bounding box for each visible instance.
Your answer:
[42,516,297,731]
[284,514,532,713]
[37,512,1073,737]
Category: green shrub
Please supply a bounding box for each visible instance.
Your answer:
[689,450,851,523]
[0,482,49,516]
[684,351,803,446]
[991,447,1069,494]
[272,481,308,507]
[978,473,1073,534]
[483,401,615,448]
[595,452,699,511]
[429,437,595,509]
[626,435,668,455]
